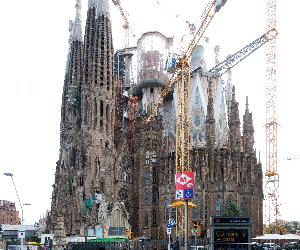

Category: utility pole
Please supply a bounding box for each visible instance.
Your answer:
[184,200,188,250]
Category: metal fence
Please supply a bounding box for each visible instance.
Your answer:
[68,240,168,250]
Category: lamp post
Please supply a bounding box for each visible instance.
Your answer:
[3,172,26,250]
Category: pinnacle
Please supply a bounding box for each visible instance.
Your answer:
[89,0,110,19]
[70,0,83,42]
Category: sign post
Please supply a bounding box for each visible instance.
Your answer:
[174,171,196,250]
[167,211,175,250]
[167,224,172,250]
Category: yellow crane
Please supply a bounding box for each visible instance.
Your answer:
[147,0,228,247]
[112,0,136,48]
[145,0,278,245]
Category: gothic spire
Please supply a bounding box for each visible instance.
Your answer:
[70,0,83,42]
[89,0,110,19]
[242,96,254,154]
[205,80,216,148]
[97,0,110,18]
[228,85,241,152]
[245,96,249,114]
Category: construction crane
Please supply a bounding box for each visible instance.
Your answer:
[144,1,279,246]
[147,0,227,123]
[147,26,278,123]
[112,0,136,48]
[264,0,280,231]
[145,0,227,247]
[194,27,278,77]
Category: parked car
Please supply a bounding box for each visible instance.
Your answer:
[262,242,281,249]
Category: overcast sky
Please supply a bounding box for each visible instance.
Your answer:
[0,0,299,225]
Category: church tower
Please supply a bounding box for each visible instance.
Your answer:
[78,0,116,233]
[49,0,130,237]
[49,0,84,235]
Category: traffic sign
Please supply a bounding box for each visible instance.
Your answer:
[183,189,193,199]
[18,230,25,239]
[167,228,172,235]
[175,172,195,200]
[170,218,176,226]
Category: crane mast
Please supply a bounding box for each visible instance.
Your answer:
[204,28,278,78]
[112,0,135,48]
[265,0,280,229]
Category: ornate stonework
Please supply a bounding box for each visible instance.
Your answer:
[48,0,263,240]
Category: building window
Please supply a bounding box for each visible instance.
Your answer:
[215,198,222,216]
[100,100,104,117]
[144,213,148,228]
[152,210,157,225]
[143,192,148,206]
[144,171,150,185]
[152,190,159,204]
[145,151,151,165]
[152,151,157,163]
[79,176,84,186]
[106,104,110,121]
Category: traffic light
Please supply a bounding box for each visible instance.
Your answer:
[192,221,201,233]
[193,221,197,231]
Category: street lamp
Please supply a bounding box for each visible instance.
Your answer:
[3,172,26,250]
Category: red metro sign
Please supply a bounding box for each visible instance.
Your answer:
[175,172,196,200]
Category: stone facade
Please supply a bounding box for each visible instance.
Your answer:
[47,0,264,240]
[0,200,20,225]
